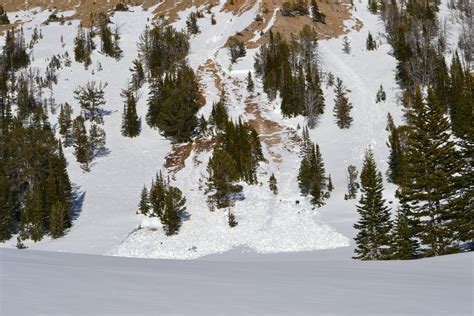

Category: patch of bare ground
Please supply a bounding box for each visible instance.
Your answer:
[232,0,356,49]
[197,58,225,99]
[222,0,257,15]
[245,96,301,164]
[164,138,216,176]
[153,0,219,24]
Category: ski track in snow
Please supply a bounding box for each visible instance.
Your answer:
[0,0,465,259]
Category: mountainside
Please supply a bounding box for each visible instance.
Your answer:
[0,0,472,261]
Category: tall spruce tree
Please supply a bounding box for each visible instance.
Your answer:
[161,186,186,236]
[121,87,140,137]
[397,88,462,256]
[353,149,392,260]
[333,78,353,129]
[58,102,73,146]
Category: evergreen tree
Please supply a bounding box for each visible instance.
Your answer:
[0,175,14,241]
[161,186,186,236]
[397,88,462,256]
[49,201,67,239]
[388,206,419,259]
[58,102,73,146]
[375,85,386,103]
[298,143,327,206]
[345,165,359,200]
[0,5,10,25]
[353,149,392,260]
[333,78,353,129]
[121,87,140,137]
[342,36,351,54]
[74,81,107,124]
[386,115,407,185]
[210,99,229,131]
[328,174,334,192]
[228,36,246,63]
[88,123,106,157]
[366,32,377,50]
[247,71,254,93]
[130,59,145,90]
[149,172,166,218]
[269,173,278,194]
[186,12,200,35]
[72,115,91,171]
[228,210,238,227]
[206,148,242,210]
[138,186,150,215]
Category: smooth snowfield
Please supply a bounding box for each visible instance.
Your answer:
[1,248,472,315]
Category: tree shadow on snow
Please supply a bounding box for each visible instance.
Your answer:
[70,184,86,223]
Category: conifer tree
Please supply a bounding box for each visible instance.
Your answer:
[388,206,418,259]
[0,175,14,241]
[149,173,166,218]
[228,210,238,227]
[121,87,140,137]
[386,115,407,185]
[88,123,106,157]
[138,186,150,215]
[0,5,10,25]
[130,59,145,90]
[333,78,353,129]
[161,186,186,236]
[328,174,334,192]
[74,81,107,124]
[247,71,254,93]
[366,32,377,50]
[210,99,229,131]
[206,148,242,210]
[376,85,386,103]
[397,88,462,256]
[269,173,278,194]
[72,115,91,171]
[342,36,351,54]
[49,201,67,239]
[58,102,73,146]
[344,165,359,200]
[186,12,200,35]
[353,149,392,260]
[228,36,246,63]
[298,143,327,206]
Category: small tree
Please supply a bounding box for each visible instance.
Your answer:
[49,201,67,239]
[138,186,150,215]
[72,115,91,171]
[333,78,353,129]
[269,173,278,194]
[366,32,377,51]
[375,85,386,103]
[186,12,200,35]
[0,5,10,25]
[247,71,254,92]
[161,186,186,236]
[74,81,107,124]
[311,0,326,23]
[228,36,246,63]
[88,123,107,158]
[342,36,351,54]
[58,102,74,146]
[121,87,140,137]
[228,210,238,227]
[328,174,334,192]
[345,165,359,200]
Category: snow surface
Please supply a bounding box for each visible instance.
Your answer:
[1,248,472,315]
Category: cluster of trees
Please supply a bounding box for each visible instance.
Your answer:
[138,172,187,236]
[297,127,331,206]
[74,27,96,67]
[97,13,122,60]
[0,5,10,25]
[281,0,325,21]
[228,36,246,64]
[206,100,264,210]
[254,27,325,126]
[1,39,73,244]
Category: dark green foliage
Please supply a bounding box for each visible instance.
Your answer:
[74,27,94,67]
[311,0,326,23]
[147,66,200,142]
[2,28,29,72]
[130,59,145,90]
[49,201,68,239]
[0,175,14,241]
[254,28,323,118]
[72,115,91,171]
[344,165,359,200]
[58,103,74,146]
[333,78,353,129]
[138,23,189,77]
[353,149,392,260]
[206,148,242,210]
[98,13,122,59]
[386,114,407,185]
[210,99,229,131]
[368,0,378,13]
[281,0,309,16]
[396,88,462,257]
[74,81,107,124]
[141,173,186,236]
[366,32,377,50]
[186,12,200,35]
[246,71,254,93]
[298,138,328,207]
[342,36,351,54]
[88,123,106,157]
[375,84,386,102]
[269,173,278,194]
[0,5,10,25]
[121,87,140,138]
[211,14,216,25]
[228,36,246,63]
[327,174,334,192]
[114,2,129,11]
[388,206,418,259]
[228,210,238,227]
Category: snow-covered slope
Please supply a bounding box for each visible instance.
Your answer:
[0,0,467,259]
[1,248,472,315]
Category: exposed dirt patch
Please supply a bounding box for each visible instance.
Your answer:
[164,137,216,175]
[222,0,257,15]
[153,0,219,24]
[197,58,225,99]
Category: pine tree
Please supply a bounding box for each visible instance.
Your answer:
[375,85,386,103]
[121,87,140,137]
[386,115,407,185]
[88,123,106,157]
[333,78,353,129]
[247,71,254,93]
[228,36,246,63]
[353,149,392,260]
[328,174,334,192]
[186,12,200,35]
[397,88,462,256]
[149,173,166,218]
[228,210,238,227]
[0,175,14,241]
[269,173,278,194]
[0,5,10,25]
[138,186,150,215]
[58,102,73,146]
[49,201,67,239]
[74,81,107,124]
[206,148,242,210]
[161,186,186,236]
[72,115,91,171]
[388,206,418,259]
[342,36,351,54]
[345,165,359,200]
[298,143,327,206]
[21,186,46,242]
[130,59,145,90]
[366,32,377,51]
